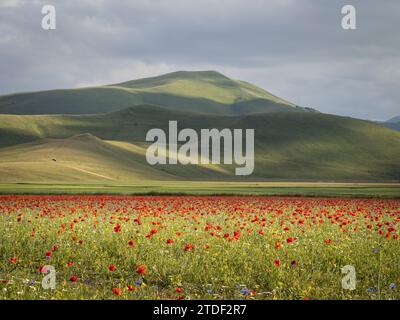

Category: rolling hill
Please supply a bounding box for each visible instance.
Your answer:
[0,71,310,116]
[1,105,400,182]
[0,70,399,183]
[385,116,400,131]
[0,132,232,183]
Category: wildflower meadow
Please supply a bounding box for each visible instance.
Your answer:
[0,195,399,300]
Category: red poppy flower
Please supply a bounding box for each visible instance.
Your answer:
[166,238,174,244]
[127,285,135,292]
[45,251,52,257]
[67,261,73,267]
[112,287,122,296]
[38,265,48,273]
[325,239,332,244]
[128,239,135,246]
[70,275,78,282]
[176,287,183,293]
[146,229,158,238]
[136,265,147,275]
[108,264,117,272]
[9,257,17,264]
[184,243,195,252]
[286,237,296,244]
[274,259,281,267]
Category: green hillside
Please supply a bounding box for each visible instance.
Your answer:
[387,116,400,123]
[0,71,300,116]
[385,116,400,131]
[1,105,400,182]
[0,70,399,183]
[0,133,232,183]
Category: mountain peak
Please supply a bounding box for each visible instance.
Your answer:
[114,70,230,88]
[163,70,229,79]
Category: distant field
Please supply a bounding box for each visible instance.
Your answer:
[0,181,399,198]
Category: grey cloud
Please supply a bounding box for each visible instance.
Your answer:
[0,0,399,120]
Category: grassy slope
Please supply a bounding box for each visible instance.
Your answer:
[385,122,400,131]
[0,132,231,184]
[384,116,400,131]
[387,116,400,123]
[0,134,170,183]
[0,71,296,116]
[1,105,400,182]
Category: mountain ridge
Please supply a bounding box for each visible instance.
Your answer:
[1,105,400,181]
[0,71,301,116]
[384,116,400,131]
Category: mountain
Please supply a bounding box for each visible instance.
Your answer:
[1,105,400,182]
[0,71,310,116]
[387,116,400,123]
[0,70,399,183]
[385,116,400,131]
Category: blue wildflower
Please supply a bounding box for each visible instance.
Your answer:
[367,287,377,293]
[389,283,397,290]
[240,288,251,295]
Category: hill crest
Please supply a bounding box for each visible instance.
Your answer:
[0,71,298,116]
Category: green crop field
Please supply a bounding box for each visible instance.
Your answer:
[0,182,399,198]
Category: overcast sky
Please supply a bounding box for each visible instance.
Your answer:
[0,0,399,120]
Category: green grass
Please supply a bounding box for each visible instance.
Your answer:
[0,182,399,198]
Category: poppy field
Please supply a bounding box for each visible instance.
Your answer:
[1,195,399,300]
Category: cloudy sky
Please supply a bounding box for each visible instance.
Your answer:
[0,0,399,120]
